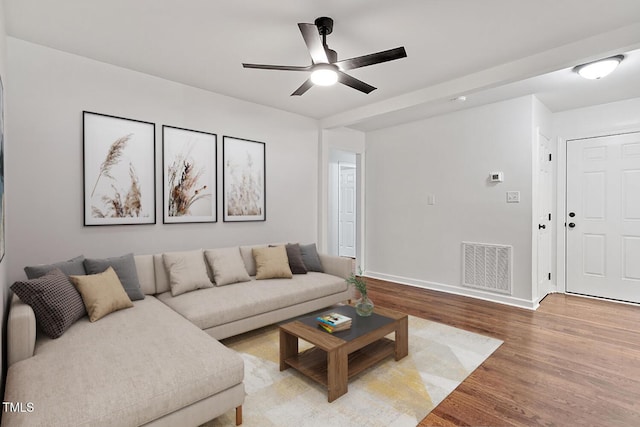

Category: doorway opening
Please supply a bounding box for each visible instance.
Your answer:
[328,149,360,259]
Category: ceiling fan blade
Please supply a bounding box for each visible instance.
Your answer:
[337,72,376,94]
[335,47,407,71]
[291,79,314,96]
[298,23,329,64]
[243,63,312,71]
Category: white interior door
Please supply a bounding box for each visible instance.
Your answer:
[536,130,553,299]
[566,132,640,303]
[339,163,356,258]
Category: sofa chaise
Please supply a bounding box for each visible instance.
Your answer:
[3,244,353,427]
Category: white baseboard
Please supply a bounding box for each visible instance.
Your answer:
[366,270,540,310]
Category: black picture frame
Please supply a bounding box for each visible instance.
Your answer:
[162,125,217,224]
[223,136,266,222]
[83,111,156,226]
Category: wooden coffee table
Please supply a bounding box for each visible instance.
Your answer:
[279,305,408,402]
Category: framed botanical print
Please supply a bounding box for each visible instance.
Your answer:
[163,125,217,223]
[83,111,156,225]
[223,136,266,222]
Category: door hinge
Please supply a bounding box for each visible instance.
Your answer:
[548,272,551,280]
[548,153,552,161]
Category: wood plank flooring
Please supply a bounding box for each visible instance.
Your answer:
[364,277,640,427]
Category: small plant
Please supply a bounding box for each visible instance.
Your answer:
[346,268,367,297]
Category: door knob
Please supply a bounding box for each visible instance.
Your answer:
[568,222,576,228]
[538,224,546,229]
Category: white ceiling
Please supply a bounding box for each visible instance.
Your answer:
[5,0,640,131]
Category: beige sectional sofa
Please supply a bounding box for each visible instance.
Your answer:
[3,245,353,427]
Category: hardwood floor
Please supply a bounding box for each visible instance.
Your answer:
[365,277,640,427]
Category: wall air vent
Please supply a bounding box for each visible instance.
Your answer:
[462,242,512,295]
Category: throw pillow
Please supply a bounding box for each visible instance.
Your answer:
[204,247,251,286]
[69,267,133,322]
[269,243,307,274]
[24,255,87,279]
[299,243,324,272]
[162,250,213,296]
[83,253,145,301]
[253,246,293,280]
[285,243,308,274]
[11,268,87,339]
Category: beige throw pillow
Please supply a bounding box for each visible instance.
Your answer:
[162,250,213,296]
[69,267,134,322]
[205,247,251,286]
[252,246,293,280]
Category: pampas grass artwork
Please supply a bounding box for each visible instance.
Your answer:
[90,134,130,198]
[167,150,211,217]
[223,136,265,222]
[226,152,263,216]
[162,126,216,223]
[83,111,155,225]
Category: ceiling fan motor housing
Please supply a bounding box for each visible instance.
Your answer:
[314,16,334,35]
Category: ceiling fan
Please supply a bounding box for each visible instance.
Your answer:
[242,17,407,96]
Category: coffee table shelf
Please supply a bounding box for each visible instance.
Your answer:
[284,337,395,386]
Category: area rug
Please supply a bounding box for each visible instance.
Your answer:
[205,316,502,427]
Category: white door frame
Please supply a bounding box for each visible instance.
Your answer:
[556,126,640,294]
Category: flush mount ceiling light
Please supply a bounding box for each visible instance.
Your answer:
[574,55,624,80]
[310,63,339,86]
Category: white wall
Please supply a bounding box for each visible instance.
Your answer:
[6,38,320,283]
[365,96,537,307]
[553,97,640,139]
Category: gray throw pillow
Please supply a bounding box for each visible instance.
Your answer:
[84,253,145,301]
[24,255,87,279]
[299,243,324,272]
[11,268,87,339]
[283,243,308,274]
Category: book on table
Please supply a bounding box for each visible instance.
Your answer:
[317,312,352,333]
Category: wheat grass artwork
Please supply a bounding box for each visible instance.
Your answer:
[163,126,216,223]
[223,136,265,222]
[83,112,155,226]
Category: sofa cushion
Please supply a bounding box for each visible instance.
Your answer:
[157,272,348,330]
[300,243,324,272]
[10,268,86,339]
[84,253,145,301]
[70,267,134,322]
[134,255,156,295]
[162,250,213,296]
[253,246,293,280]
[205,247,251,286]
[2,297,244,427]
[24,255,87,279]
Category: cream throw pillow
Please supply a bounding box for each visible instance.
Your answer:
[162,250,213,296]
[252,246,293,280]
[204,247,251,286]
[70,267,133,322]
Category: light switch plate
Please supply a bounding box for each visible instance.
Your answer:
[427,195,436,205]
[506,191,520,203]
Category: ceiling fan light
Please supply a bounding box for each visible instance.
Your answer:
[574,55,624,80]
[310,64,338,86]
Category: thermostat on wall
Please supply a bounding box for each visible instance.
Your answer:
[490,172,504,182]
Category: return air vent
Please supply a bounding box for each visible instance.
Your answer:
[462,242,512,295]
